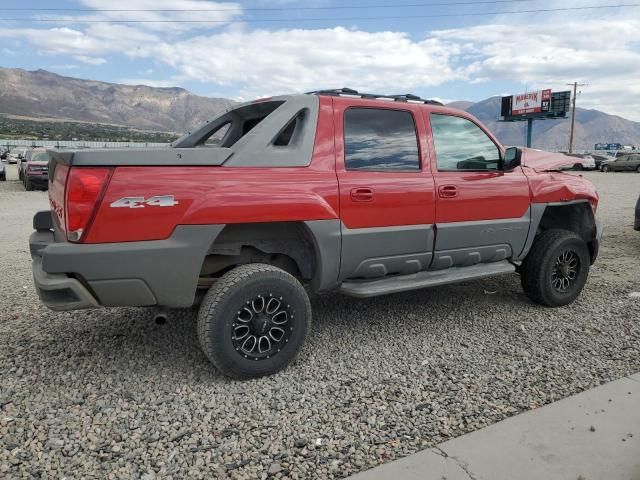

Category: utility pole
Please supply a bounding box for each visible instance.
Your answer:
[567,82,587,154]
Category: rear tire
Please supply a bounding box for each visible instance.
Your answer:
[636,165,640,173]
[520,229,590,307]
[573,163,583,171]
[197,263,311,379]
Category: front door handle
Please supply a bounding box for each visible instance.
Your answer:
[438,185,458,198]
[350,187,374,202]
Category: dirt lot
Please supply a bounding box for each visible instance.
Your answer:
[1,164,639,479]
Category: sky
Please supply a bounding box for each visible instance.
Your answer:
[0,0,639,120]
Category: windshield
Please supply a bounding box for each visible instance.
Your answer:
[31,152,51,162]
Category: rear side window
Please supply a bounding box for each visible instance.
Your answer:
[430,114,501,171]
[344,108,420,171]
[204,123,230,145]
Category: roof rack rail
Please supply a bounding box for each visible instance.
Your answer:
[308,88,443,106]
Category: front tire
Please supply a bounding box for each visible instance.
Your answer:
[520,229,590,307]
[24,177,34,191]
[601,165,610,172]
[197,264,311,379]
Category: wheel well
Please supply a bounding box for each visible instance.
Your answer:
[537,202,597,258]
[199,222,316,282]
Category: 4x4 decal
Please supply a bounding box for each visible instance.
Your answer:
[110,195,179,209]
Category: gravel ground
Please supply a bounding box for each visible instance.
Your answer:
[1,165,639,479]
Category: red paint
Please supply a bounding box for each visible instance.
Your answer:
[50,95,598,244]
[333,97,436,229]
[48,163,70,231]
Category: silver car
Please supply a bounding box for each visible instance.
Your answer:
[601,154,640,172]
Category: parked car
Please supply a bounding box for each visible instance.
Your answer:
[635,194,640,231]
[600,154,640,172]
[563,153,597,170]
[614,150,636,158]
[30,88,602,379]
[22,148,50,191]
[0,147,8,161]
[0,162,6,181]
[17,147,34,181]
[590,154,610,169]
[8,147,27,164]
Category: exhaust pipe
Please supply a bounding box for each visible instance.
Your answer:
[154,310,169,325]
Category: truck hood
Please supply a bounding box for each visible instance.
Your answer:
[520,148,575,172]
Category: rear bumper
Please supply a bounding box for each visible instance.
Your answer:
[32,256,100,311]
[26,174,49,188]
[30,211,224,311]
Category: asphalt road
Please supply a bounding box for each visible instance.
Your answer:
[1,164,639,479]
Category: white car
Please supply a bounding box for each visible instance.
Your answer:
[564,153,596,170]
[7,147,27,165]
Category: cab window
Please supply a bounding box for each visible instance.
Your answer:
[430,114,501,171]
[344,108,420,171]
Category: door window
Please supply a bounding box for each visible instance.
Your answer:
[344,108,420,171]
[430,114,501,171]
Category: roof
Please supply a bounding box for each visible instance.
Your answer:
[308,88,443,106]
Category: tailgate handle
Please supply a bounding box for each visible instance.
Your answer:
[350,187,374,202]
[438,185,458,198]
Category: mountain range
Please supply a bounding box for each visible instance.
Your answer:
[1,67,639,149]
[456,97,640,150]
[0,67,232,133]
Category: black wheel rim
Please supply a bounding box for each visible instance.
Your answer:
[551,250,580,292]
[231,294,293,360]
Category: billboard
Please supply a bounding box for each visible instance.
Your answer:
[511,89,551,115]
[500,90,571,121]
[595,143,622,151]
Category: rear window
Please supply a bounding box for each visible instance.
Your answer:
[200,100,285,148]
[31,152,51,162]
[344,108,420,171]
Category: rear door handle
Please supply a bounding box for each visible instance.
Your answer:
[350,187,374,202]
[438,185,458,198]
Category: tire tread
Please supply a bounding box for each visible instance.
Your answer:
[521,229,588,307]
[197,263,311,379]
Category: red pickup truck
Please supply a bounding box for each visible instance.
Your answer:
[30,89,602,378]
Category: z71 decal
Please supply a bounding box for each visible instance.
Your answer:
[110,195,179,209]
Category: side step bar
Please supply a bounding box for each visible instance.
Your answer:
[338,260,516,298]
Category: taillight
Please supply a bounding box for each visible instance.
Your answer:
[65,167,113,242]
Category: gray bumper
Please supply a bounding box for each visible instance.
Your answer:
[30,211,224,311]
[32,255,100,311]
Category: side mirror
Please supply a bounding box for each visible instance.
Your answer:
[502,147,521,171]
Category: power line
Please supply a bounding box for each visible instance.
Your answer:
[0,0,539,13]
[2,4,638,23]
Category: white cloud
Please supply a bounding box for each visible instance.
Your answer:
[77,0,243,32]
[73,55,107,65]
[2,2,640,120]
[433,17,640,120]
[157,27,463,97]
